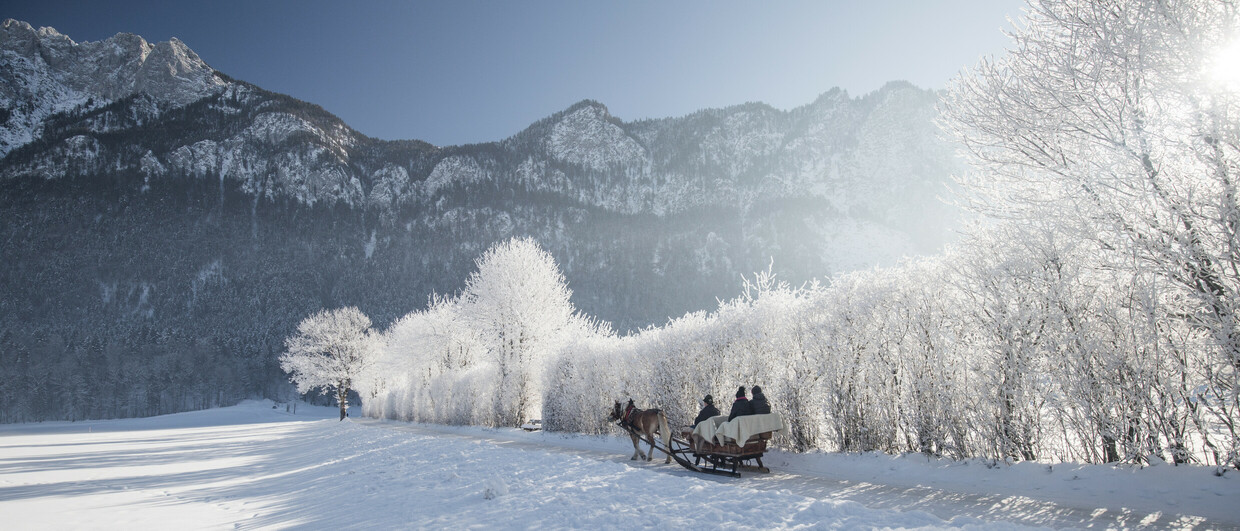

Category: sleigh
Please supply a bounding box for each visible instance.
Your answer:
[679,413,786,476]
[618,412,788,477]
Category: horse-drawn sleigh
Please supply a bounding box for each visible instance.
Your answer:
[609,400,788,477]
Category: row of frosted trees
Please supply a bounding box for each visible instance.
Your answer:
[357,223,1235,467]
[547,227,1237,467]
[357,0,1238,467]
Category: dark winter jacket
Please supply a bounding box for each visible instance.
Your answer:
[693,403,720,427]
[750,389,771,414]
[727,397,754,421]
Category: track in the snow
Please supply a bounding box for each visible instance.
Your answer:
[355,418,1233,530]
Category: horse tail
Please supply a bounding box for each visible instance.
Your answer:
[658,410,673,463]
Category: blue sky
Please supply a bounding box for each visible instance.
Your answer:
[7,1,1025,146]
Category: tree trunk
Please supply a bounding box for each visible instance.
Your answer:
[337,383,348,421]
[1103,433,1120,463]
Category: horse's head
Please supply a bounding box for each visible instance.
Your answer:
[608,401,622,422]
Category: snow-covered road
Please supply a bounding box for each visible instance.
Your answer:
[360,419,1239,530]
[1,401,1236,530]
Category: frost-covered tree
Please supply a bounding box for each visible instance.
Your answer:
[462,237,579,427]
[950,225,1065,461]
[280,307,378,420]
[941,0,1240,462]
[365,294,486,424]
[883,257,967,458]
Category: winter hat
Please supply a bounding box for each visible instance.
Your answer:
[703,394,714,405]
[752,385,763,396]
[736,386,747,399]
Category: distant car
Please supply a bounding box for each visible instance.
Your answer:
[521,419,542,431]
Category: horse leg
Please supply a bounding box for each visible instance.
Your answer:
[649,426,659,461]
[659,412,673,464]
[629,432,644,460]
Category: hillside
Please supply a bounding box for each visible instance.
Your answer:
[0,20,963,421]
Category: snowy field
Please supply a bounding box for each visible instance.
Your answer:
[1,401,1237,530]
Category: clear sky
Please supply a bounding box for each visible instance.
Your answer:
[6,0,1026,146]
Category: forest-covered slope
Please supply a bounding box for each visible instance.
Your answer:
[0,19,962,421]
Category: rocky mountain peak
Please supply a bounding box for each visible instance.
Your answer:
[564,99,610,114]
[130,36,219,103]
[0,21,964,254]
[1,19,62,43]
[546,99,645,171]
[0,19,226,156]
[0,20,225,102]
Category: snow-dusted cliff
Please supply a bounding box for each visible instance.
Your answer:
[1,19,960,234]
[0,19,225,156]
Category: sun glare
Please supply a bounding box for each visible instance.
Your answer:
[1207,38,1240,88]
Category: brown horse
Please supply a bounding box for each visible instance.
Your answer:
[609,400,672,463]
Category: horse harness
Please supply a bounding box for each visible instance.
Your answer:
[619,403,659,431]
[619,403,637,429]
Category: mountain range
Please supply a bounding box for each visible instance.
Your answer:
[0,20,964,421]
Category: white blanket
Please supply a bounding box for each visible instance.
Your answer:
[692,413,787,445]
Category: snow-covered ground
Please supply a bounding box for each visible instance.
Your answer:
[1,401,1236,530]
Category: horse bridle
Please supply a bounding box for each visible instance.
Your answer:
[614,402,637,429]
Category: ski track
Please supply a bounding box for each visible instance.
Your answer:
[0,401,1235,530]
